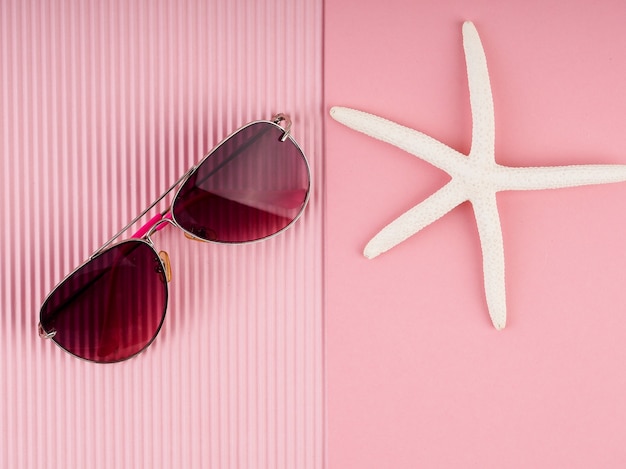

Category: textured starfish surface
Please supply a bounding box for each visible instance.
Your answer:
[330,21,626,330]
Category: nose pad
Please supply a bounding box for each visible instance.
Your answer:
[184,230,217,243]
[158,250,172,282]
[184,232,199,241]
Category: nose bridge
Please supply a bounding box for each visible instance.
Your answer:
[144,216,175,244]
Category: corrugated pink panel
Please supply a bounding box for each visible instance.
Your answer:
[0,0,324,468]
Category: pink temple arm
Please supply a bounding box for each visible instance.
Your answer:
[132,212,173,238]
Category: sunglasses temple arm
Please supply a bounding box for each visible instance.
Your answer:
[131,211,173,238]
[91,166,196,258]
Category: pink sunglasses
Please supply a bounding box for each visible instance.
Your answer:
[38,114,310,363]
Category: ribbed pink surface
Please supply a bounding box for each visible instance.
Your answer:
[0,1,324,468]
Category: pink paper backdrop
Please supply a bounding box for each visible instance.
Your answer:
[0,1,323,468]
[325,0,626,467]
[5,0,626,467]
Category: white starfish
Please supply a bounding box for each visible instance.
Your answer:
[330,21,626,330]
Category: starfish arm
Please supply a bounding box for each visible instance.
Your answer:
[364,180,468,259]
[329,106,467,175]
[471,192,506,330]
[496,164,626,190]
[463,21,495,162]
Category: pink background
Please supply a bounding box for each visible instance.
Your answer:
[4,0,626,468]
[325,0,626,468]
[1,1,323,468]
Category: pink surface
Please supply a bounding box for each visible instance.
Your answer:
[0,1,323,468]
[5,0,626,467]
[325,1,626,468]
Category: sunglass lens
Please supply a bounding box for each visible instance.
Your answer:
[39,240,168,363]
[172,121,310,243]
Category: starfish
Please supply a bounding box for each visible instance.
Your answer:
[330,21,626,330]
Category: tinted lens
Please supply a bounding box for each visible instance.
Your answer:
[172,121,310,242]
[39,240,168,363]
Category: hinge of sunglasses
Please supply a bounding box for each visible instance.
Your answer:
[273,113,292,142]
[38,322,57,339]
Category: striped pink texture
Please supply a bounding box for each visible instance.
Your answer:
[0,1,324,468]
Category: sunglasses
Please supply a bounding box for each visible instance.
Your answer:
[38,114,311,363]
